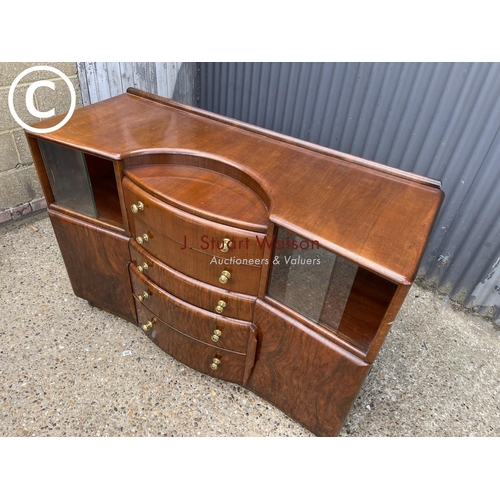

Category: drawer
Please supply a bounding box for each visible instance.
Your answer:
[130,265,257,354]
[130,224,262,295]
[123,178,266,259]
[130,240,256,321]
[136,302,256,385]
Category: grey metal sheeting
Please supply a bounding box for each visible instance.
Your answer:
[200,62,500,324]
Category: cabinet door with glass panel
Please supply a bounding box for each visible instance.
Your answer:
[267,227,398,355]
[38,139,123,228]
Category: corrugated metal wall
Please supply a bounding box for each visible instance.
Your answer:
[77,62,198,106]
[199,62,500,324]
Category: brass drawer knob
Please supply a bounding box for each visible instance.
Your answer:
[210,358,221,370]
[220,238,233,253]
[137,262,149,273]
[136,233,149,245]
[137,291,149,302]
[219,270,231,284]
[130,201,144,213]
[211,329,222,342]
[215,300,226,314]
[141,320,154,332]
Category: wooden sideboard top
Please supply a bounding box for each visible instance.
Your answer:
[27,89,444,284]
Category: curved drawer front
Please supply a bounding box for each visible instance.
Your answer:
[131,266,256,354]
[130,222,262,295]
[137,303,252,385]
[130,241,256,321]
[124,178,266,259]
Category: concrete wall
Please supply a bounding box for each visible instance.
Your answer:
[0,62,83,225]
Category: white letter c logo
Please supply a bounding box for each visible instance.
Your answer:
[8,65,76,134]
[26,80,56,119]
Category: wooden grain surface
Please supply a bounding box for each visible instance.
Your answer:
[136,303,251,385]
[247,300,371,436]
[85,154,123,227]
[130,240,256,321]
[123,177,266,257]
[48,208,137,323]
[124,151,271,211]
[26,90,444,282]
[130,265,255,354]
[335,267,398,352]
[128,219,262,295]
[125,163,268,232]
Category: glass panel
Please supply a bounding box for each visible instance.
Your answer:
[39,140,97,218]
[267,227,357,330]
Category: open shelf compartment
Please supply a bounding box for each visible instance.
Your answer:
[38,139,123,227]
[267,226,398,353]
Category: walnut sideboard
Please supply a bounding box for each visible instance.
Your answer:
[25,88,444,436]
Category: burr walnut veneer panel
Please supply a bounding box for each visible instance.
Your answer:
[248,300,371,437]
[48,208,136,323]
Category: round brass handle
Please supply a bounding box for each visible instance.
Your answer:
[211,329,222,342]
[142,320,153,332]
[130,201,144,213]
[220,238,233,253]
[137,291,149,302]
[219,270,231,284]
[210,358,221,370]
[136,233,149,245]
[137,262,149,273]
[215,300,226,314]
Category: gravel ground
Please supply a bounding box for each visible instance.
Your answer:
[1,213,499,437]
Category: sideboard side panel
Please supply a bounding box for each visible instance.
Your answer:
[247,300,371,436]
[49,208,137,323]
